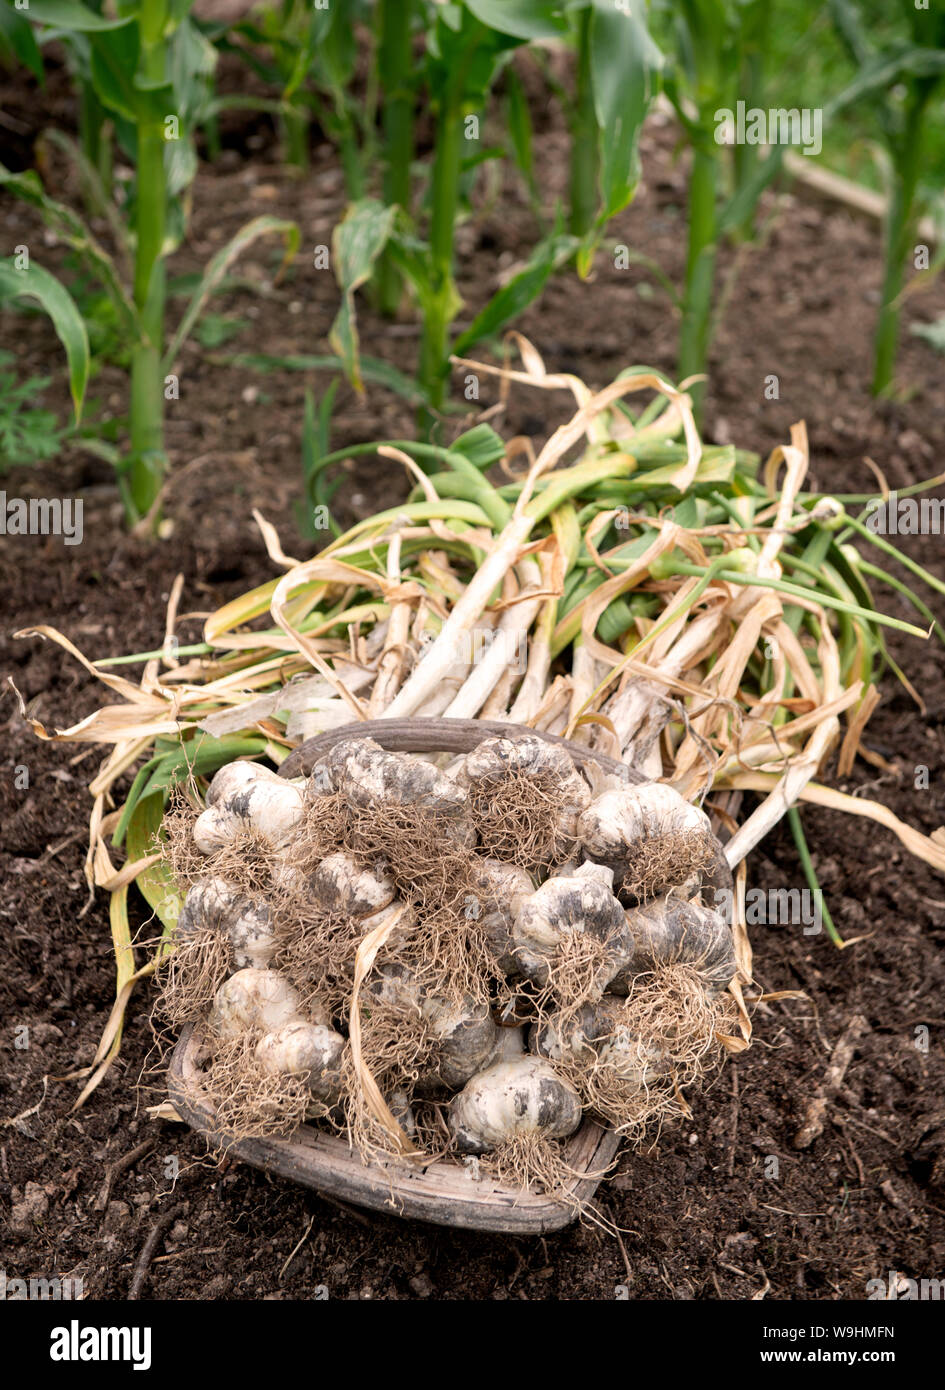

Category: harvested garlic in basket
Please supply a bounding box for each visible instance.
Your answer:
[364,965,497,1088]
[467,858,535,975]
[314,737,475,843]
[532,998,669,1088]
[577,780,714,899]
[309,851,395,917]
[511,861,633,993]
[449,1055,583,1154]
[205,760,283,807]
[458,735,592,864]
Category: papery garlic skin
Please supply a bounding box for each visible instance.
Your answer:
[209,968,321,1040]
[420,995,497,1088]
[532,998,669,1088]
[365,966,497,1089]
[315,738,475,844]
[177,877,275,969]
[206,760,282,808]
[610,896,736,995]
[577,781,711,888]
[512,861,633,990]
[462,736,590,815]
[194,778,305,853]
[468,858,535,975]
[310,851,394,917]
[449,1056,583,1154]
[176,876,237,939]
[255,1020,345,1102]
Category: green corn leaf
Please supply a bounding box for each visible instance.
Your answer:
[0,259,89,422]
[163,215,299,371]
[589,0,661,225]
[505,65,538,206]
[21,0,134,31]
[827,42,945,116]
[464,0,569,41]
[329,198,398,392]
[219,350,432,407]
[452,232,579,355]
[0,162,137,334]
[0,4,44,80]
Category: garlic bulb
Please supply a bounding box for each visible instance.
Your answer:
[206,760,283,808]
[467,858,535,975]
[255,1020,345,1103]
[176,876,236,939]
[577,780,713,896]
[209,968,325,1040]
[461,735,588,800]
[420,995,497,1088]
[511,861,633,991]
[449,1056,583,1154]
[194,776,305,853]
[532,998,669,1089]
[315,737,474,843]
[611,895,736,995]
[364,965,497,1088]
[310,851,394,917]
[177,877,275,969]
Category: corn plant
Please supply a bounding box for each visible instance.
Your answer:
[827,0,945,395]
[658,0,785,419]
[330,0,661,419]
[2,0,297,528]
[562,0,662,274]
[218,0,374,177]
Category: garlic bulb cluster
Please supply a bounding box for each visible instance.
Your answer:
[364,964,498,1089]
[616,895,736,995]
[178,876,275,969]
[164,735,736,1182]
[577,779,713,897]
[532,998,669,1089]
[313,737,475,844]
[210,967,344,1105]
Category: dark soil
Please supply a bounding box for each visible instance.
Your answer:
[2,51,945,1301]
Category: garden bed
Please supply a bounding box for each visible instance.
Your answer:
[2,57,945,1300]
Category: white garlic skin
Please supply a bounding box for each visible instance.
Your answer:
[512,861,633,990]
[194,779,304,853]
[578,781,711,876]
[532,998,668,1088]
[461,736,590,809]
[176,876,275,968]
[193,806,240,854]
[420,995,498,1088]
[449,1056,583,1154]
[209,968,318,1040]
[176,876,236,939]
[468,859,535,975]
[365,967,496,1089]
[322,738,475,843]
[610,896,735,995]
[310,851,394,917]
[206,760,282,808]
[255,1020,345,1102]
